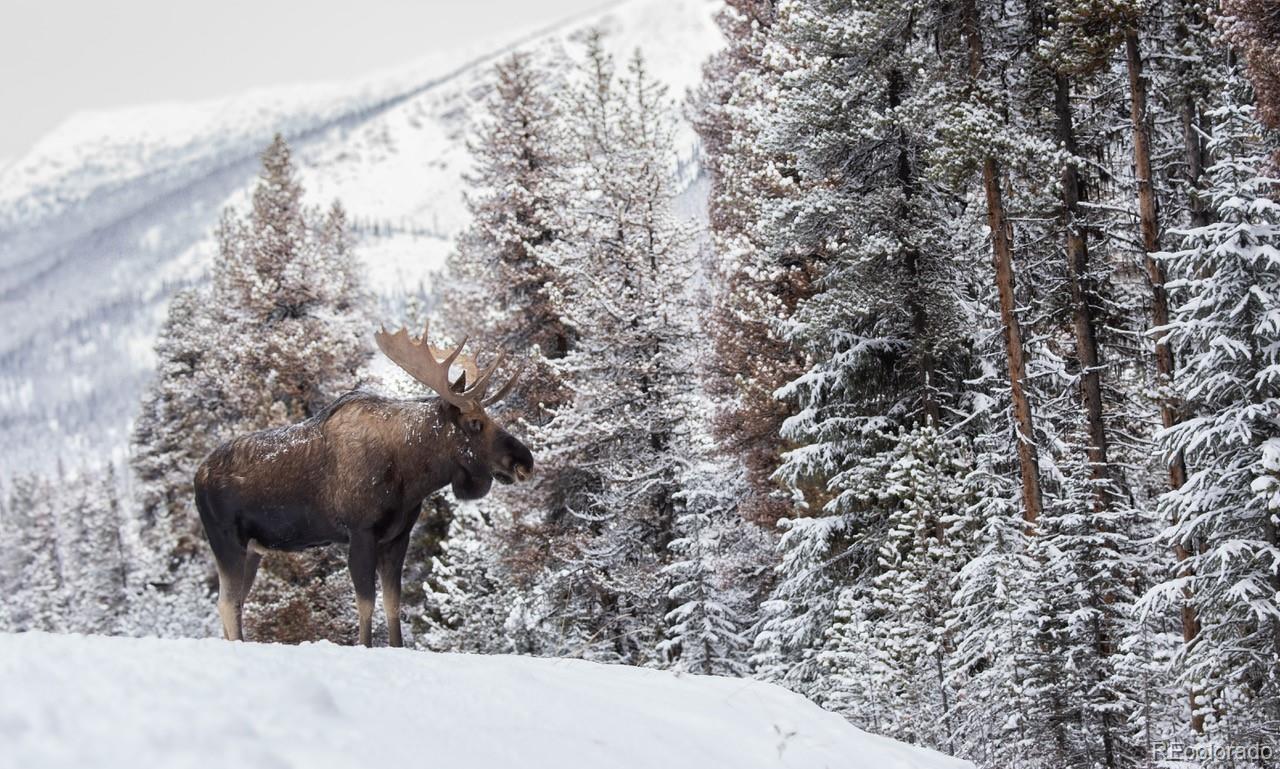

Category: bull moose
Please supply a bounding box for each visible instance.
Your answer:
[193,323,534,646]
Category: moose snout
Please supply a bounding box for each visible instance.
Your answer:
[502,435,535,482]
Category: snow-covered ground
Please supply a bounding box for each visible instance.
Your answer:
[0,632,970,769]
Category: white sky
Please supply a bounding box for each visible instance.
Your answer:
[0,0,612,161]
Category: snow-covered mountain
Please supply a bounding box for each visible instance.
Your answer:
[0,632,972,769]
[0,0,722,477]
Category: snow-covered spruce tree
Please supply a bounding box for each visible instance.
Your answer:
[944,439,1047,766]
[749,0,981,742]
[131,135,370,641]
[690,0,813,529]
[939,0,1164,761]
[1220,0,1280,130]
[658,431,758,676]
[213,137,368,429]
[2,474,65,632]
[131,286,219,533]
[526,36,700,664]
[432,51,578,652]
[444,50,573,405]
[1148,94,1280,749]
[1115,0,1235,737]
[923,2,1072,758]
[815,427,970,750]
[59,466,128,635]
[409,499,532,654]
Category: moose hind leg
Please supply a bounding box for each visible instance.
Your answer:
[377,527,413,648]
[348,531,378,647]
[215,550,248,641]
[242,545,263,605]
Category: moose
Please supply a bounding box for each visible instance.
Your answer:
[193,323,534,646]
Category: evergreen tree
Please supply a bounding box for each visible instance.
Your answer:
[1150,94,1280,747]
[437,52,577,650]
[445,50,573,391]
[690,0,812,528]
[815,427,970,751]
[130,134,371,641]
[528,37,700,663]
[214,135,368,427]
[751,0,981,715]
[4,475,64,632]
[659,445,753,676]
[61,467,128,635]
[1220,0,1280,129]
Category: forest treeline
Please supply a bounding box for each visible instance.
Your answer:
[2,1,1279,766]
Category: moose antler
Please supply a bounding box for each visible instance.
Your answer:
[375,321,519,410]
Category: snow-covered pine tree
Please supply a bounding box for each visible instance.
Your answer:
[131,286,225,549]
[948,0,1174,760]
[131,134,370,641]
[528,36,700,664]
[214,135,368,428]
[690,0,813,529]
[432,51,577,653]
[1149,92,1280,749]
[1220,0,1280,130]
[927,2,1072,758]
[317,201,366,322]
[750,0,981,725]
[659,433,755,676]
[60,466,128,635]
[3,474,65,632]
[1116,0,1233,736]
[127,282,229,636]
[410,500,529,654]
[445,50,573,404]
[816,427,970,751]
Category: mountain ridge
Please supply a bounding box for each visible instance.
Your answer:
[0,0,723,477]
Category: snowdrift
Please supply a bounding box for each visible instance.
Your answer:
[0,632,970,769]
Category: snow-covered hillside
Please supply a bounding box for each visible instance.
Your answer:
[0,0,722,475]
[0,633,970,769]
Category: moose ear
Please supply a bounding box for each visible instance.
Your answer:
[450,371,468,393]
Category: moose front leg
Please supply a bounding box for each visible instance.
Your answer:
[347,530,378,647]
[377,525,413,648]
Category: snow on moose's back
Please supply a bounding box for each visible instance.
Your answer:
[0,633,969,769]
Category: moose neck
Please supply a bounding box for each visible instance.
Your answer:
[400,398,473,502]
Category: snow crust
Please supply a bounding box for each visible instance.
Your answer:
[0,632,970,769]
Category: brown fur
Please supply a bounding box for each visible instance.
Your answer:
[194,390,533,646]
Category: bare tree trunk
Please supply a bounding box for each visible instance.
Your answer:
[1126,29,1205,733]
[1055,73,1116,515]
[962,0,1043,525]
[1182,102,1211,229]
[1055,71,1120,769]
[1127,31,1186,489]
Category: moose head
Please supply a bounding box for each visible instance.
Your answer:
[375,323,534,500]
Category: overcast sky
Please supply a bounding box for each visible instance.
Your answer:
[0,0,610,161]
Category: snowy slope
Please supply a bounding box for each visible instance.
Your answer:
[0,0,722,476]
[0,632,971,769]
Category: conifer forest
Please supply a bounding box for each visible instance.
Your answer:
[2,0,1279,766]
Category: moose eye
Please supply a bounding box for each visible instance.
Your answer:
[465,417,484,435]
